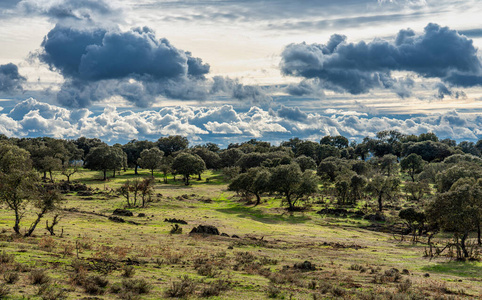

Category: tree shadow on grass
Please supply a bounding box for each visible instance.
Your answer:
[216,205,311,225]
[421,261,482,278]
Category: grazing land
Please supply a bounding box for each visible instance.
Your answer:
[0,168,481,299]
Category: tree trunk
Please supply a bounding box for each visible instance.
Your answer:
[25,210,46,237]
[460,233,469,258]
[13,208,21,235]
[286,194,293,211]
[49,170,53,181]
[135,165,138,175]
[112,168,116,178]
[255,193,261,206]
[151,169,154,178]
[378,193,383,212]
[66,174,71,182]
[477,221,481,246]
[198,173,201,181]
[43,171,47,180]
[185,175,190,185]
[103,170,107,180]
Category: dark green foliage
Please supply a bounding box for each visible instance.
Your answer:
[400,153,424,181]
[157,135,189,156]
[320,135,349,149]
[122,140,156,174]
[366,175,400,212]
[294,155,317,172]
[172,152,206,185]
[84,145,127,180]
[191,147,221,169]
[426,182,482,259]
[219,148,243,168]
[229,167,270,205]
[403,140,453,162]
[269,163,319,210]
[137,147,163,177]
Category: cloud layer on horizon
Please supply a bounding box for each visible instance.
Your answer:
[0,98,480,146]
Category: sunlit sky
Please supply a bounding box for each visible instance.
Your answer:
[0,0,481,146]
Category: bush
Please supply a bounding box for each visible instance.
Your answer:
[0,284,10,298]
[29,269,51,285]
[196,263,219,278]
[0,251,14,264]
[121,265,136,278]
[3,271,19,284]
[121,278,152,294]
[83,275,109,295]
[200,279,231,297]
[37,283,67,300]
[169,224,183,234]
[164,276,196,298]
[266,283,281,298]
[397,279,412,293]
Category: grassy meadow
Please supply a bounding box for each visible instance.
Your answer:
[0,168,481,299]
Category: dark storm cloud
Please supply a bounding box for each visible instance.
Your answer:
[211,76,272,104]
[40,26,209,82]
[459,29,482,38]
[277,106,307,121]
[0,63,26,94]
[280,23,482,96]
[38,25,211,107]
[18,0,122,22]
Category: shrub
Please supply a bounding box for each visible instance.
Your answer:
[169,224,183,234]
[164,276,196,298]
[37,283,67,300]
[197,263,219,278]
[121,265,136,278]
[3,272,19,284]
[121,278,152,294]
[397,279,412,293]
[0,251,14,264]
[266,283,281,298]
[200,279,231,297]
[0,284,10,298]
[83,275,109,295]
[29,269,51,285]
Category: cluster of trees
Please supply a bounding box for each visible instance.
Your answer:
[1,132,482,259]
[0,142,62,236]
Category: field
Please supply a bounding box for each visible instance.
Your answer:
[0,169,481,299]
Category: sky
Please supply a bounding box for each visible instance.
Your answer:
[0,0,481,146]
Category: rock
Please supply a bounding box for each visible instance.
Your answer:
[294,261,316,271]
[164,218,188,225]
[108,216,125,223]
[363,213,386,222]
[424,273,430,277]
[231,234,240,239]
[189,225,219,235]
[402,269,410,275]
[113,209,134,217]
[316,208,348,215]
[227,246,233,250]
[221,233,229,237]
[138,213,146,217]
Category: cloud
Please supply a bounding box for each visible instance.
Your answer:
[0,63,26,94]
[1,98,481,145]
[277,106,307,121]
[17,0,123,24]
[38,25,211,107]
[280,23,482,96]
